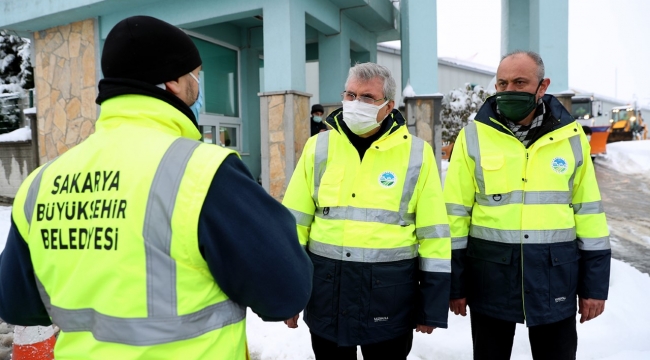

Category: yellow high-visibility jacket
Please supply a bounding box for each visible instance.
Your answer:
[10,95,247,359]
[283,109,451,345]
[444,95,611,326]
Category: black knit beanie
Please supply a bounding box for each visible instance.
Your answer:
[101,16,202,84]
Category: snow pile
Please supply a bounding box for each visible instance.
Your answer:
[0,126,31,142]
[598,140,650,177]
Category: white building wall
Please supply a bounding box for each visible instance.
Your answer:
[305,48,497,108]
[438,64,495,94]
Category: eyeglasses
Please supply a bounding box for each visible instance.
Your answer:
[341,91,387,105]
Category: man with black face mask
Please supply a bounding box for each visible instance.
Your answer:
[444,51,611,360]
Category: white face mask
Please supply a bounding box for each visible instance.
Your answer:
[342,99,389,135]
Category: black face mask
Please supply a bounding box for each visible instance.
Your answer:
[496,80,543,123]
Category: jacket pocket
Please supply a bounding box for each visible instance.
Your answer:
[305,253,337,324]
[317,166,344,207]
[466,240,513,307]
[480,154,509,195]
[367,260,417,327]
[549,242,580,307]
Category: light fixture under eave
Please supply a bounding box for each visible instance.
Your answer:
[254,15,263,21]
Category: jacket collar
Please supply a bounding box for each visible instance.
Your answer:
[475,94,574,136]
[95,94,202,140]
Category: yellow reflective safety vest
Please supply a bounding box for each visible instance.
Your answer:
[444,95,611,326]
[11,95,247,359]
[283,109,451,345]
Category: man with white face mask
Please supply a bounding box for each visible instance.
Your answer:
[283,63,451,359]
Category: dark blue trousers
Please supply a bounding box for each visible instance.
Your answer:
[470,310,577,360]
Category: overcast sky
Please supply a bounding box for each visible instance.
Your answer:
[430,0,650,105]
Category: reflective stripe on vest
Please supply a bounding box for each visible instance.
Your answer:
[464,122,583,207]
[312,131,330,203]
[24,161,54,227]
[315,206,415,226]
[470,225,577,244]
[463,122,593,243]
[308,238,418,262]
[312,133,424,227]
[26,138,245,346]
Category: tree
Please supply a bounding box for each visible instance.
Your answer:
[0,29,33,134]
[440,83,492,143]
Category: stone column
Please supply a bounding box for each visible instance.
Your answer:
[404,95,444,177]
[33,18,99,165]
[553,91,574,113]
[259,90,311,200]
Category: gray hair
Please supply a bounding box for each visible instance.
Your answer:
[501,50,545,81]
[345,62,396,101]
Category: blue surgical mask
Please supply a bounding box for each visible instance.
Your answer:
[190,88,203,121]
[189,72,203,121]
[313,116,323,123]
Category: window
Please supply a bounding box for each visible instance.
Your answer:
[187,32,241,151]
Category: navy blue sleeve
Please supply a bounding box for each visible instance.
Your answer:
[0,218,52,326]
[198,155,313,321]
[417,271,451,328]
[450,248,466,299]
[578,249,611,300]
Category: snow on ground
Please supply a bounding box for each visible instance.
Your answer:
[0,127,31,142]
[246,259,650,360]
[597,140,650,177]
[1,141,649,359]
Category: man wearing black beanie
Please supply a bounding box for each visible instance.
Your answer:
[0,15,313,360]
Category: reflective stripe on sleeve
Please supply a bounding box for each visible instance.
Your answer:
[452,236,468,250]
[416,224,451,240]
[446,203,472,217]
[573,201,604,215]
[577,236,611,250]
[288,208,314,227]
[308,238,418,262]
[419,257,451,273]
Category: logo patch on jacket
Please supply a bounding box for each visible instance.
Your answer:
[551,157,568,174]
[379,171,396,188]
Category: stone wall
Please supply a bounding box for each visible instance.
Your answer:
[33,19,98,165]
[259,91,311,200]
[0,141,36,198]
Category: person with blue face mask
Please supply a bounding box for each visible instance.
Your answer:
[310,103,327,136]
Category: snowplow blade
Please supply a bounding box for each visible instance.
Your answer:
[589,126,609,155]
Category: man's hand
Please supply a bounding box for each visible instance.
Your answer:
[449,298,467,316]
[415,324,436,334]
[284,314,300,328]
[578,297,605,323]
